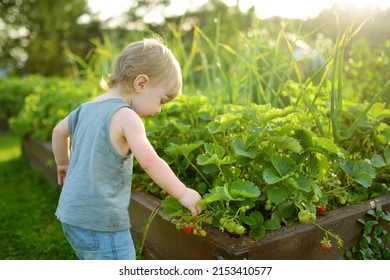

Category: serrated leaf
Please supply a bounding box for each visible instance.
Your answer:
[161,197,185,218]
[241,216,256,226]
[370,154,386,168]
[250,211,264,225]
[313,137,339,154]
[294,129,314,148]
[204,143,225,158]
[264,219,280,229]
[263,168,284,184]
[278,201,295,219]
[197,153,221,166]
[291,174,313,193]
[207,113,240,134]
[231,137,257,159]
[271,154,295,176]
[197,144,234,166]
[274,123,302,135]
[307,155,320,177]
[268,136,302,153]
[249,226,266,240]
[166,142,203,158]
[341,160,376,188]
[230,180,260,199]
[354,172,374,188]
[199,185,232,204]
[242,211,264,227]
[266,185,289,205]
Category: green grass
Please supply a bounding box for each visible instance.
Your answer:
[0,132,77,259]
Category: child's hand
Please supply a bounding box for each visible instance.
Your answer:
[57,165,68,185]
[178,188,202,216]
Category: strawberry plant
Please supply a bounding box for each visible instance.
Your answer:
[159,98,352,240]
[156,95,389,243]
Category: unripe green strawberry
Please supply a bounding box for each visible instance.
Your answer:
[235,225,246,235]
[226,221,237,233]
[298,209,315,224]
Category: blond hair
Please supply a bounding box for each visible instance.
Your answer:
[102,38,182,100]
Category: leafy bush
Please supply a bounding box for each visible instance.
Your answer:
[9,77,100,141]
[0,76,41,120]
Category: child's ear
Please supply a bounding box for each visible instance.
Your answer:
[134,75,149,91]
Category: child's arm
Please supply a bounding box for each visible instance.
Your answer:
[52,117,71,185]
[119,108,202,216]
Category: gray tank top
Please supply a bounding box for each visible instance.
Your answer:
[55,98,134,231]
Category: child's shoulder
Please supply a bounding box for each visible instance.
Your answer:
[111,104,140,122]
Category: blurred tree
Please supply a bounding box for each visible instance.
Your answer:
[0,0,101,76]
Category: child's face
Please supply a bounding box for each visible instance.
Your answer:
[131,81,174,117]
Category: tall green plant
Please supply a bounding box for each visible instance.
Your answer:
[284,15,390,147]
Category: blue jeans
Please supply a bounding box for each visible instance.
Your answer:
[62,223,136,260]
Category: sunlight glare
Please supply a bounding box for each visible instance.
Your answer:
[88,0,390,22]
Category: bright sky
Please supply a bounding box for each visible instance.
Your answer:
[87,0,390,22]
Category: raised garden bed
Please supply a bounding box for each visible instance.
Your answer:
[129,190,390,260]
[22,137,390,260]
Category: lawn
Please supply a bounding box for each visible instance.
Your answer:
[0,132,77,260]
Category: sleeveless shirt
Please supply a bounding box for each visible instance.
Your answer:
[55,98,134,231]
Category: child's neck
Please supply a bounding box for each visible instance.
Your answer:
[104,87,133,105]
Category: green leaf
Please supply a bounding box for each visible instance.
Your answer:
[263,168,284,184]
[291,174,313,193]
[242,211,264,227]
[370,154,386,168]
[166,142,203,158]
[199,185,232,204]
[268,136,302,153]
[278,201,296,219]
[249,226,266,240]
[271,154,295,176]
[197,153,221,166]
[161,197,186,218]
[204,143,225,158]
[197,143,233,166]
[341,160,376,188]
[354,172,374,188]
[231,137,257,159]
[230,180,260,199]
[207,113,240,134]
[294,129,314,148]
[266,185,289,205]
[264,219,280,229]
[313,137,340,155]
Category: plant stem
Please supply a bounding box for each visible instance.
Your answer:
[136,205,161,260]
[185,156,213,188]
[311,220,344,249]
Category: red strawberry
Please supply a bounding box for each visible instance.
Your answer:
[182,223,194,234]
[320,238,332,251]
[316,205,327,216]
